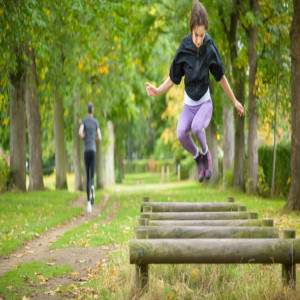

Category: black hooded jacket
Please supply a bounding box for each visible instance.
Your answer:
[169,33,225,101]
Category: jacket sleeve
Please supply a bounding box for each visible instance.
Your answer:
[208,41,225,82]
[169,47,184,85]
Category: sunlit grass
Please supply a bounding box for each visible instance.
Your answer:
[72,172,300,299]
[0,190,81,256]
[0,261,72,300]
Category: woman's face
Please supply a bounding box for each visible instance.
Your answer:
[192,25,206,49]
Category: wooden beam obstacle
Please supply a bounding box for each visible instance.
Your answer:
[146,219,274,227]
[140,211,258,220]
[130,196,298,292]
[134,226,279,239]
[130,238,300,265]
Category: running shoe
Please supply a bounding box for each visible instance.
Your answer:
[87,201,92,213]
[195,152,205,182]
[203,149,212,180]
[91,185,95,205]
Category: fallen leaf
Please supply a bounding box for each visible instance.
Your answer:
[71,271,79,275]
[6,286,13,290]
[172,281,180,293]
[39,275,48,284]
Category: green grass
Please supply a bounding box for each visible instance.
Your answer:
[2,172,300,299]
[0,261,72,300]
[55,172,300,299]
[0,190,82,256]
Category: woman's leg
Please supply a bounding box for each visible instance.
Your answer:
[191,100,213,152]
[177,104,199,157]
[191,100,213,179]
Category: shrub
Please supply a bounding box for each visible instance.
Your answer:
[0,153,11,192]
[258,143,291,197]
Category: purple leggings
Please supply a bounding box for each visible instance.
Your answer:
[177,100,213,157]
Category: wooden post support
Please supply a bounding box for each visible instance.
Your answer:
[161,166,164,183]
[137,218,148,226]
[248,212,258,219]
[141,197,151,212]
[134,227,149,292]
[227,196,235,202]
[238,206,247,211]
[282,229,296,289]
[143,206,152,213]
[143,197,151,202]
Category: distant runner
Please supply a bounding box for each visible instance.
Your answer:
[79,102,102,213]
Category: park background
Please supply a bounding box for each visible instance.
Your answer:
[0,0,300,299]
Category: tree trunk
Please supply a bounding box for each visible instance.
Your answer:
[25,45,44,191]
[287,0,300,210]
[96,140,104,189]
[73,92,82,191]
[10,47,26,191]
[245,0,260,194]
[104,121,115,187]
[53,86,68,189]
[246,28,259,194]
[233,73,245,190]
[222,106,234,183]
[219,6,246,190]
[206,121,219,184]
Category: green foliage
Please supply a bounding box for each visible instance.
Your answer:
[258,143,291,197]
[0,152,11,192]
[123,159,175,174]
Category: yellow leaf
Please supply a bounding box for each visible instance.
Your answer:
[191,268,200,279]
[2,118,8,126]
[71,271,79,275]
[217,133,220,141]
[114,36,118,42]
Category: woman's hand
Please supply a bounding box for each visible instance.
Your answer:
[145,82,158,97]
[234,99,244,117]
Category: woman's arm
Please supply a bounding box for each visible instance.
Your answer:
[79,124,85,139]
[145,76,175,97]
[219,75,244,117]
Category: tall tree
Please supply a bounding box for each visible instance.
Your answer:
[235,0,260,193]
[25,45,44,190]
[219,2,246,189]
[73,89,82,191]
[287,0,300,210]
[10,47,26,191]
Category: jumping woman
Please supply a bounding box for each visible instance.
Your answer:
[145,0,244,182]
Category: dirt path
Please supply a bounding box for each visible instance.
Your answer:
[0,194,119,299]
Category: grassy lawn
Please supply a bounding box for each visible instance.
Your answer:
[0,261,72,300]
[0,190,82,257]
[1,172,300,299]
[53,172,300,299]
